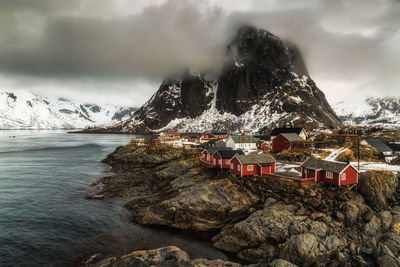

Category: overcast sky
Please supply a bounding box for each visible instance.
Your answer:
[0,0,399,107]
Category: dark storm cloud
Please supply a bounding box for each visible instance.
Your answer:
[0,0,399,105]
[0,0,230,79]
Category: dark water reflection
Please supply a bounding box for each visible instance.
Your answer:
[0,130,226,267]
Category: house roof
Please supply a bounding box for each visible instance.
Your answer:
[364,139,393,153]
[235,153,276,164]
[270,127,305,136]
[208,139,226,144]
[229,135,259,144]
[184,135,199,138]
[387,143,400,152]
[212,132,228,136]
[255,135,271,141]
[204,148,232,155]
[279,133,304,141]
[300,158,354,173]
[214,149,244,158]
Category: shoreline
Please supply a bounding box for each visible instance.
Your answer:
[83,140,400,266]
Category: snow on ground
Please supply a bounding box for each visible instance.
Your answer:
[351,162,400,173]
[324,147,348,161]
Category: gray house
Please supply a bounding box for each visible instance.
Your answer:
[361,138,393,156]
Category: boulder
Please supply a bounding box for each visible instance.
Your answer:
[358,171,398,211]
[86,246,241,267]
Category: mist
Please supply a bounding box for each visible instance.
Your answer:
[0,0,399,107]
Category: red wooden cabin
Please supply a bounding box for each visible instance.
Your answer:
[230,153,276,176]
[213,149,244,169]
[300,158,358,185]
[200,132,228,142]
[200,148,232,168]
[183,135,199,143]
[272,133,304,152]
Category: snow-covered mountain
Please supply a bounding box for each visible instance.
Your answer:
[105,25,341,134]
[334,97,400,128]
[0,89,136,129]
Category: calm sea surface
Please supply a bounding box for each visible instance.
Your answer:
[0,130,225,267]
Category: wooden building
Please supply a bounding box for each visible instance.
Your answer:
[271,133,304,152]
[213,149,244,169]
[226,136,259,150]
[230,153,276,176]
[270,127,308,140]
[300,158,358,185]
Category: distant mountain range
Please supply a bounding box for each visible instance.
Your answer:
[105,25,342,134]
[0,90,136,129]
[334,97,400,128]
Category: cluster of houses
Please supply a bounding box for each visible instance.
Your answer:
[199,147,358,186]
[155,126,400,186]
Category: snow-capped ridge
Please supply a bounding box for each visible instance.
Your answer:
[0,89,136,129]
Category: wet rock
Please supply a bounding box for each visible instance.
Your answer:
[358,171,398,211]
[267,259,297,267]
[86,246,241,267]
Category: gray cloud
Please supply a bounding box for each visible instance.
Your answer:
[0,0,399,106]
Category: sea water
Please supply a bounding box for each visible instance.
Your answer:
[0,130,225,267]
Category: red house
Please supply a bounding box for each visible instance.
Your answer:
[200,132,228,142]
[200,148,232,168]
[257,140,269,150]
[272,133,304,152]
[213,149,244,169]
[183,135,199,143]
[230,153,276,176]
[300,158,359,185]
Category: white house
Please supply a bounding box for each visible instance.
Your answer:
[226,136,259,150]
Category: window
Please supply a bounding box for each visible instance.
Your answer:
[341,173,346,180]
[218,159,222,165]
[326,171,333,179]
[226,160,230,164]
[202,154,205,158]
[213,159,216,164]
[207,154,210,161]
[247,165,253,171]
[230,163,234,169]
[237,165,241,171]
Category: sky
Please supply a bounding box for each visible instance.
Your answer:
[0,0,399,107]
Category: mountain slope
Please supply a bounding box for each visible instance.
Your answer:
[335,97,400,127]
[0,90,136,129]
[111,25,342,134]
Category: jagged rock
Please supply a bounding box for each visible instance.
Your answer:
[342,195,369,225]
[86,246,241,267]
[212,202,339,263]
[358,171,399,211]
[379,211,393,231]
[376,233,400,267]
[267,259,297,267]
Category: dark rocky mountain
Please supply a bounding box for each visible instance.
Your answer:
[111,25,341,134]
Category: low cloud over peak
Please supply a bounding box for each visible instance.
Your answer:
[0,0,399,106]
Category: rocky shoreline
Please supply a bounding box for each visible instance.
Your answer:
[85,142,400,266]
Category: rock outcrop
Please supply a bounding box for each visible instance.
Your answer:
[86,246,241,267]
[359,171,399,211]
[88,142,400,266]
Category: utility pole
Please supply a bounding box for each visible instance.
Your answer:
[357,136,360,171]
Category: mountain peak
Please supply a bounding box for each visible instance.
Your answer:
[108,26,341,134]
